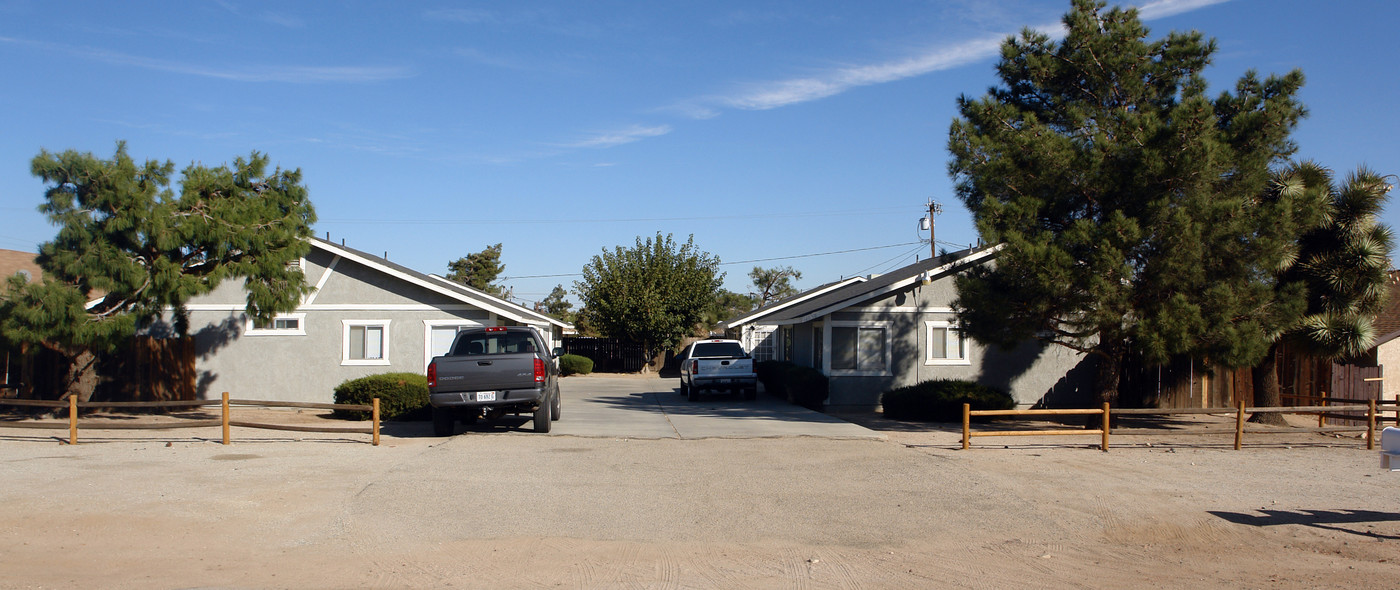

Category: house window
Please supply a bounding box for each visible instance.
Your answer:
[246,313,306,336]
[925,321,970,365]
[830,321,890,375]
[751,327,778,362]
[342,320,391,366]
[423,321,482,371]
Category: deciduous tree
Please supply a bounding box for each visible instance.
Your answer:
[575,233,722,368]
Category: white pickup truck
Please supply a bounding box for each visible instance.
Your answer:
[678,339,758,401]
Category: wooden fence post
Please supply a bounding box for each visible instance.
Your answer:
[1234,401,1245,451]
[221,392,230,446]
[68,395,77,445]
[1367,400,1376,451]
[1101,403,1110,452]
[372,398,380,446]
[1318,390,1327,428]
[961,403,971,450]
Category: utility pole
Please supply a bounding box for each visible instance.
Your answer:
[926,200,943,259]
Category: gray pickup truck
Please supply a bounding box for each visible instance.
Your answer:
[426,326,561,436]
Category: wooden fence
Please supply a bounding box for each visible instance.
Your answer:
[562,337,647,373]
[962,401,1399,452]
[0,393,380,446]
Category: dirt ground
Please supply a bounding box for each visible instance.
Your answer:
[1,402,1397,589]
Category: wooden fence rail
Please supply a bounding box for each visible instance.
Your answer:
[0,392,380,446]
[962,401,1397,452]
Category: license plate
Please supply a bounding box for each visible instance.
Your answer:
[476,391,497,402]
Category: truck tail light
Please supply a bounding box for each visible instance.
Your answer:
[534,358,546,383]
[427,362,437,388]
[690,359,698,374]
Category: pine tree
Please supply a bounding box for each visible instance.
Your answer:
[948,0,1308,405]
[0,142,316,399]
[749,266,802,306]
[446,243,506,296]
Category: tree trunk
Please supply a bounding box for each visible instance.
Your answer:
[1093,344,1121,407]
[1090,343,1122,428]
[60,347,99,405]
[1248,343,1287,426]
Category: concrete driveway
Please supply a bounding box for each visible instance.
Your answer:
[550,374,881,439]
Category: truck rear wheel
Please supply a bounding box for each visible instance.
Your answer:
[533,396,553,433]
[743,387,757,400]
[551,388,561,421]
[432,407,455,437]
[687,384,700,402]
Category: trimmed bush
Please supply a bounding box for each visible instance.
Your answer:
[755,361,829,411]
[881,379,1014,422]
[559,354,594,376]
[333,372,430,421]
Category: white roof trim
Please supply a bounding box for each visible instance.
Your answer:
[722,277,867,329]
[789,244,1004,325]
[310,240,569,330]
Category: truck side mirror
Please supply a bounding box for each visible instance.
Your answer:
[552,347,563,359]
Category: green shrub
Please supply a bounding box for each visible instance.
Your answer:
[755,361,829,411]
[881,379,1014,422]
[332,372,430,421]
[559,354,594,376]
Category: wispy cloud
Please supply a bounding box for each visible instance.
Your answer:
[1137,0,1231,20]
[558,125,673,149]
[424,8,498,25]
[0,36,413,83]
[258,11,305,29]
[690,0,1228,113]
[718,35,1005,111]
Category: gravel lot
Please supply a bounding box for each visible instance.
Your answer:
[1,376,1396,589]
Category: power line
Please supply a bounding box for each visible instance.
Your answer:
[320,206,909,226]
[496,241,925,280]
[720,241,923,266]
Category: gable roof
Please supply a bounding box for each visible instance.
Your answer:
[731,244,1003,326]
[309,237,571,330]
[719,276,867,331]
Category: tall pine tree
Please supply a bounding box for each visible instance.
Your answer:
[948,0,1308,405]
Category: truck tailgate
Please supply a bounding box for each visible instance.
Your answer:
[698,358,753,377]
[433,353,537,392]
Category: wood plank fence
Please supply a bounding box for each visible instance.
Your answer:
[0,393,380,446]
[562,337,647,373]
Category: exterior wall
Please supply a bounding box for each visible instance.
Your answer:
[176,250,499,403]
[1379,340,1400,404]
[794,274,1092,411]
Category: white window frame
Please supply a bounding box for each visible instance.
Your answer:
[342,319,391,366]
[245,313,307,337]
[423,320,483,371]
[749,326,779,363]
[827,320,892,377]
[924,320,970,366]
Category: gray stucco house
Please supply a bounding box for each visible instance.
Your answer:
[721,245,1093,411]
[168,237,569,403]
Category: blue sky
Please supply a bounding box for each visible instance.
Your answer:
[2,0,1397,308]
